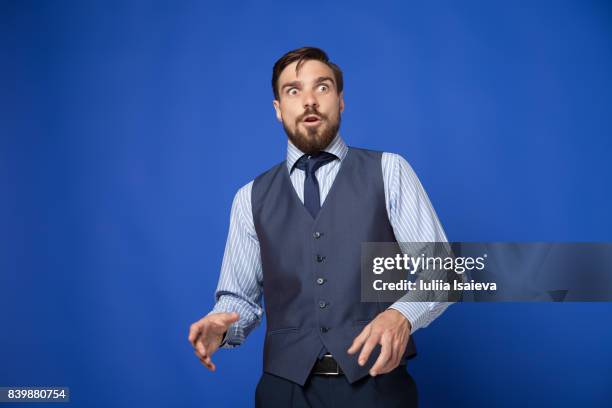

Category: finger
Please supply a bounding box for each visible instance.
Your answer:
[194,347,208,359]
[196,351,210,365]
[196,338,207,357]
[378,340,401,375]
[204,355,216,372]
[390,340,402,369]
[392,338,408,370]
[204,337,222,358]
[384,336,409,374]
[188,322,203,346]
[369,335,392,376]
[199,354,216,371]
[194,344,216,371]
[194,350,212,371]
[357,334,380,366]
[347,325,371,354]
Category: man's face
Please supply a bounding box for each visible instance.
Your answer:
[273,59,344,154]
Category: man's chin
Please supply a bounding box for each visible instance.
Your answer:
[293,135,328,154]
[283,122,338,154]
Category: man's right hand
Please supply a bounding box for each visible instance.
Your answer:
[188,312,240,372]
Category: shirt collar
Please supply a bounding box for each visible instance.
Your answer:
[286,132,349,173]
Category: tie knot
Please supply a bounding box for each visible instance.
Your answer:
[294,152,337,176]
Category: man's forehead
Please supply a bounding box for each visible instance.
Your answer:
[279,60,335,83]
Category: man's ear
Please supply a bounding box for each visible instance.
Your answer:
[272,99,282,122]
[339,91,345,113]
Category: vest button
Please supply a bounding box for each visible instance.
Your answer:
[316,277,325,285]
[318,300,327,308]
[316,255,326,263]
[320,326,329,333]
[313,231,322,239]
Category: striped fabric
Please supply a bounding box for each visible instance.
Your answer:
[210,133,452,347]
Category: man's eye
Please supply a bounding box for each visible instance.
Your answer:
[287,88,298,95]
[318,84,329,92]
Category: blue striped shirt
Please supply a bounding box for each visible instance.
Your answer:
[210,133,452,347]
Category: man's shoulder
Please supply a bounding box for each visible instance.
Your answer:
[380,151,414,171]
[234,180,254,198]
[376,150,408,162]
[372,150,420,184]
[229,180,254,212]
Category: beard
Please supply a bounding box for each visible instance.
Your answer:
[282,107,341,155]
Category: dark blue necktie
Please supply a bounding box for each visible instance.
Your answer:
[295,151,338,359]
[294,152,337,218]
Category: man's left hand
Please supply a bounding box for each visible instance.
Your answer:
[347,309,412,376]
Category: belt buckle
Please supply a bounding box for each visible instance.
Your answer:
[321,354,340,376]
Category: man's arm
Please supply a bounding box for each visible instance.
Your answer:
[189,182,263,370]
[209,181,263,346]
[347,152,453,376]
[383,152,453,334]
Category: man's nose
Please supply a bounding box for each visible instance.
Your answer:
[302,90,319,109]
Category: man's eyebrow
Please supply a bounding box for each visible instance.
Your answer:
[281,76,336,92]
[314,76,335,86]
[281,80,302,91]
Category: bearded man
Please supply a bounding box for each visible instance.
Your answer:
[189,46,451,407]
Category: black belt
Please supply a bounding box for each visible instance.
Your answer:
[312,354,344,376]
[311,354,408,376]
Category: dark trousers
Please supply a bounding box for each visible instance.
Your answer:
[255,366,418,408]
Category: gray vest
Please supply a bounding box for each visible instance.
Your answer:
[252,147,417,385]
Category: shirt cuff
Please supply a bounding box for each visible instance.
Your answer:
[388,301,435,334]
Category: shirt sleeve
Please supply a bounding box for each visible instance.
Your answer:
[381,152,453,334]
[209,181,264,348]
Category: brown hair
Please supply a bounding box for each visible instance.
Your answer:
[272,46,344,100]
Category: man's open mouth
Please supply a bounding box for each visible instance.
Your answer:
[302,115,322,125]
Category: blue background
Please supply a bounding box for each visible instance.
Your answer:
[2,1,612,407]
